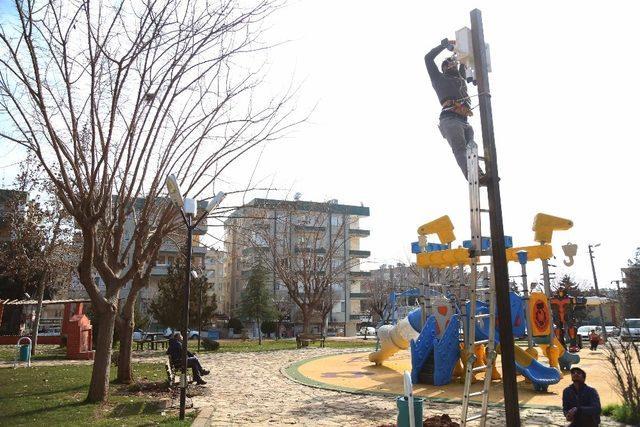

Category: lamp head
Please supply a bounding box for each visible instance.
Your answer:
[205,191,226,213]
[165,174,184,208]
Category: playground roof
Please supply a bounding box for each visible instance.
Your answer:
[0,298,91,306]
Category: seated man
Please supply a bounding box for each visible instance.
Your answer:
[167,332,209,385]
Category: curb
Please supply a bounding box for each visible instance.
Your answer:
[191,406,214,427]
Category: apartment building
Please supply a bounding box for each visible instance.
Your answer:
[224,198,370,336]
[204,249,228,319]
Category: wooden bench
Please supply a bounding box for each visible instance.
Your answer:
[296,333,325,349]
[165,357,191,387]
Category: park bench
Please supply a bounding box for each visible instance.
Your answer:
[165,357,191,387]
[296,333,325,349]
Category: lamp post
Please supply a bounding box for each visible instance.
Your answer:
[588,244,608,340]
[166,174,225,420]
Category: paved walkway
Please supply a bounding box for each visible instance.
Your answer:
[190,348,625,426]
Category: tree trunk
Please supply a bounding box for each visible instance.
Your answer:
[30,280,46,356]
[276,320,282,340]
[116,293,137,384]
[302,307,310,334]
[257,318,262,345]
[86,300,117,403]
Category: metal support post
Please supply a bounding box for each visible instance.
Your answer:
[470,9,520,426]
[588,245,608,340]
[180,215,193,420]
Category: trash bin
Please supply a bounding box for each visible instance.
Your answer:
[20,344,31,362]
[396,396,423,427]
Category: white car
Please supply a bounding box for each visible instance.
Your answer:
[621,318,640,341]
[358,326,376,336]
[577,325,601,341]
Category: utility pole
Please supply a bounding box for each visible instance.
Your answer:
[588,244,608,339]
[470,9,521,426]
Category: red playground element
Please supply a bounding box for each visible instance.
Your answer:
[62,303,94,360]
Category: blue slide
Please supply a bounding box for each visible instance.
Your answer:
[473,302,561,391]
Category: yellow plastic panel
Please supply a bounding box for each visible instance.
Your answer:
[416,215,455,244]
[416,248,472,268]
[532,213,573,244]
[505,245,553,262]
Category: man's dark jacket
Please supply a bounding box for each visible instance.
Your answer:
[562,383,601,426]
[424,44,470,121]
[166,338,193,365]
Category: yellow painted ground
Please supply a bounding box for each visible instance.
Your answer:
[296,347,622,407]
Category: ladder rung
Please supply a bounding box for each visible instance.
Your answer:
[474,339,490,345]
[469,390,488,397]
[465,413,485,422]
[478,156,486,162]
[480,208,490,213]
[475,286,491,291]
[475,262,493,266]
[471,365,487,372]
[474,313,490,319]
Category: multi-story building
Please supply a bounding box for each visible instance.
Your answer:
[224,198,370,336]
[204,249,229,319]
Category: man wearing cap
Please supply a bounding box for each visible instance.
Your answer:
[562,367,601,426]
[424,39,488,186]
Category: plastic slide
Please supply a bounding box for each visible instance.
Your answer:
[512,344,561,391]
[474,309,561,391]
[369,309,421,364]
[536,336,580,371]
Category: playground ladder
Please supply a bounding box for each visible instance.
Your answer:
[460,145,497,427]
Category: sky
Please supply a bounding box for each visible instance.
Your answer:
[1,1,638,290]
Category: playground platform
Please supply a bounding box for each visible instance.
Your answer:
[285,346,622,408]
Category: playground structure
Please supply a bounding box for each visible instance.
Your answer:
[370,212,580,394]
[0,299,94,360]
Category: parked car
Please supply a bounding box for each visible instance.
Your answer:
[162,327,205,340]
[605,326,620,336]
[621,318,640,341]
[577,325,601,341]
[358,326,376,336]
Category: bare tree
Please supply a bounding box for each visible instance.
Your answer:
[236,201,359,334]
[0,0,298,401]
[273,294,293,339]
[0,159,77,355]
[605,338,640,421]
[316,285,340,336]
[361,277,394,325]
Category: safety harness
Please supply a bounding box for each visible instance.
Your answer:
[441,99,473,117]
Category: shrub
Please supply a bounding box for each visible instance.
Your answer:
[228,318,243,333]
[601,403,640,425]
[261,320,276,335]
[201,338,220,351]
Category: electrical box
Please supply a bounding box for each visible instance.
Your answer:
[454,27,491,82]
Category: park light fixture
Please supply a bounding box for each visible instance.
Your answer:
[166,174,184,208]
[588,243,607,340]
[165,174,225,420]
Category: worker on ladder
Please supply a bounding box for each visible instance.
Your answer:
[424,38,488,186]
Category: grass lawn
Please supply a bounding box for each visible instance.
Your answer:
[0,344,67,362]
[0,362,195,426]
[197,337,377,353]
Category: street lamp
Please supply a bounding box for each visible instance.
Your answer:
[588,243,608,340]
[165,174,225,420]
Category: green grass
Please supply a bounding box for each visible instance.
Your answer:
[0,344,67,362]
[602,403,640,425]
[197,338,377,353]
[0,362,195,426]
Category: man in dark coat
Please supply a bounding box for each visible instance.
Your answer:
[563,367,601,426]
[167,332,209,385]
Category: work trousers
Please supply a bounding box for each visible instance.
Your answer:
[186,356,205,381]
[438,116,479,180]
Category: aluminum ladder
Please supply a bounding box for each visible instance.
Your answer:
[460,145,497,426]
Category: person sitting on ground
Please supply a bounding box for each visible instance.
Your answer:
[562,367,601,426]
[167,332,209,385]
[589,329,600,351]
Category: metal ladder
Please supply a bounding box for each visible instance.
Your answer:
[460,145,497,426]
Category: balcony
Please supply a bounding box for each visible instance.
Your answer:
[349,250,371,258]
[295,224,326,232]
[350,313,372,321]
[349,292,371,299]
[349,229,370,238]
[151,265,169,276]
[294,247,326,254]
[349,271,371,279]
[159,241,207,255]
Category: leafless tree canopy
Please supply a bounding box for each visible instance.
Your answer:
[234,202,359,332]
[0,0,299,400]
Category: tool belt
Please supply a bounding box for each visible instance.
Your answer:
[441,99,473,117]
